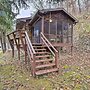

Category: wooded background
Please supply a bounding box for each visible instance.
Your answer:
[0,0,90,53]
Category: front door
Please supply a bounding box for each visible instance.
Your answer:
[34,29,40,43]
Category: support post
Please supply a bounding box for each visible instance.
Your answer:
[71,24,73,55]
[18,38,20,64]
[32,54,36,77]
[7,35,14,58]
[41,16,44,43]
[55,52,59,68]
[12,40,14,58]
[25,39,27,64]
[41,16,44,33]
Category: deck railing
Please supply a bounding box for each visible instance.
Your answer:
[7,30,26,64]
[7,30,36,76]
[41,32,59,68]
[44,33,72,44]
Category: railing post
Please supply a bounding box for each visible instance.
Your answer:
[17,38,21,65]
[25,39,27,64]
[32,54,36,77]
[12,40,14,58]
[7,35,15,58]
[55,52,59,68]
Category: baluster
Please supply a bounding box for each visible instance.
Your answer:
[32,54,36,77]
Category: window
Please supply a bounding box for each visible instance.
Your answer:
[57,21,62,35]
[50,21,56,35]
[63,23,68,36]
[68,23,72,36]
[44,20,49,34]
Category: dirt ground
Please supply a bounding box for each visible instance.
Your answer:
[0,49,90,90]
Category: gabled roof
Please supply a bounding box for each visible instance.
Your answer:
[16,17,31,29]
[16,17,31,23]
[29,8,78,25]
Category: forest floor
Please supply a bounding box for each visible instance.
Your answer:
[0,49,90,90]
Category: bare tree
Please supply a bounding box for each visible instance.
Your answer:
[84,0,90,12]
[77,0,82,13]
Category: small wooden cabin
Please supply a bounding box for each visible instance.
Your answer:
[15,8,78,52]
[28,8,78,47]
[8,8,78,76]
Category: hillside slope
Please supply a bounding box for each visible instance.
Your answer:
[74,13,90,52]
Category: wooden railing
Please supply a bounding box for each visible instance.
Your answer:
[25,31,36,76]
[7,35,14,57]
[44,33,72,43]
[41,32,59,68]
[7,30,36,76]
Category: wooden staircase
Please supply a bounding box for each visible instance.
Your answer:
[7,30,59,76]
[32,43,58,75]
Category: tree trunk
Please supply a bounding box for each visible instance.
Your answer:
[77,0,82,13]
[1,31,7,53]
[85,0,89,12]
[66,0,69,12]
[60,0,63,8]
[71,0,76,14]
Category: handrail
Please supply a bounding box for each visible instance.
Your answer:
[25,37,33,59]
[44,33,63,37]
[7,29,26,36]
[25,31,36,76]
[41,37,55,56]
[44,33,72,38]
[41,32,59,68]
[7,30,36,76]
[41,32,58,53]
[25,31,36,54]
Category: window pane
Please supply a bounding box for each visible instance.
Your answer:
[50,21,56,34]
[68,24,72,36]
[63,23,68,36]
[44,20,49,34]
[57,22,62,35]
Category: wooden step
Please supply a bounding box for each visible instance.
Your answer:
[35,68,58,75]
[33,45,45,47]
[36,59,53,63]
[35,55,50,58]
[36,52,49,55]
[32,43,42,46]
[33,46,46,48]
[36,63,55,69]
[35,49,46,51]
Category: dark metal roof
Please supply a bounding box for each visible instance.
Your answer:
[40,8,78,22]
[29,8,78,25]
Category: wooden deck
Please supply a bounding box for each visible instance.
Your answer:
[51,43,73,47]
[33,42,73,47]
